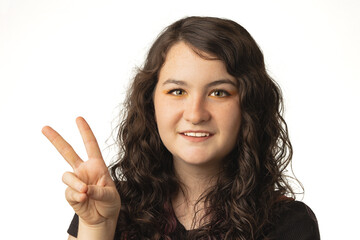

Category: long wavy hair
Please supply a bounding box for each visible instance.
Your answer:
[110,16,297,240]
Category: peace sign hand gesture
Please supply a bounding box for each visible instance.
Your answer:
[42,117,120,231]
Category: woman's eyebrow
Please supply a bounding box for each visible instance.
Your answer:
[162,79,187,86]
[207,79,237,88]
[162,79,237,87]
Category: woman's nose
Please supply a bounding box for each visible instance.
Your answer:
[183,95,211,125]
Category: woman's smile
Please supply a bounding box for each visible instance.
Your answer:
[179,130,213,142]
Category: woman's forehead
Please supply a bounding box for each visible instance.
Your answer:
[159,42,235,84]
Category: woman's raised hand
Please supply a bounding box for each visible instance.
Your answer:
[42,117,121,227]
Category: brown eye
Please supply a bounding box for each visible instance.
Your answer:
[169,89,186,96]
[210,90,230,97]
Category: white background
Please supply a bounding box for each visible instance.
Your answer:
[1,0,359,239]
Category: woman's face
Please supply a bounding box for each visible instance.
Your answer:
[153,41,241,169]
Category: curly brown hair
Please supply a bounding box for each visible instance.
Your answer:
[109,16,297,240]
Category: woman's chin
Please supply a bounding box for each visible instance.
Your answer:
[173,153,221,169]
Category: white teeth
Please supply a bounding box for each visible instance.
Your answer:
[183,132,210,137]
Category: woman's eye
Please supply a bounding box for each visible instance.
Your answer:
[168,89,186,96]
[210,90,230,97]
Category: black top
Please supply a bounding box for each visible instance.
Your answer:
[68,201,320,239]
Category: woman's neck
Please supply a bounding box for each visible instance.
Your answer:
[171,160,221,230]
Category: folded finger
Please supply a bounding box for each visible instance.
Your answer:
[62,172,87,193]
[76,117,103,161]
[42,126,83,169]
[65,186,87,204]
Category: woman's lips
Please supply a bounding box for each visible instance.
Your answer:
[183,132,210,137]
[179,131,213,142]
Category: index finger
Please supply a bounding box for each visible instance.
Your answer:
[42,126,83,169]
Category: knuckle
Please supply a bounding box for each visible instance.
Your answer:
[61,172,68,183]
[65,187,78,203]
[65,187,71,199]
[62,171,72,184]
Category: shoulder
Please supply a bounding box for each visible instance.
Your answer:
[272,200,320,240]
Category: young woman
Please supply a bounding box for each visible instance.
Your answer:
[42,16,320,240]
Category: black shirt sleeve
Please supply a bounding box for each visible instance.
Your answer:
[67,214,79,238]
[274,201,320,240]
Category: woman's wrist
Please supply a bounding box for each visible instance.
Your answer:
[77,218,118,240]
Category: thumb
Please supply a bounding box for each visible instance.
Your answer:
[87,185,118,202]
